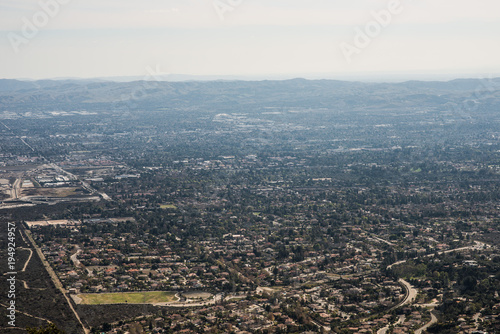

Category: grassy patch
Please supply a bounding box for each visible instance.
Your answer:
[160,204,177,209]
[226,295,246,301]
[78,291,176,305]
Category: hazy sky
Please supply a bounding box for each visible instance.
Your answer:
[1,0,499,80]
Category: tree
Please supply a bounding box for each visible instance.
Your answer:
[26,323,65,334]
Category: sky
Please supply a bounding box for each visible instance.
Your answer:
[1,0,499,81]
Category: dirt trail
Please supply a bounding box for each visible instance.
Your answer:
[25,229,90,334]
[0,302,53,325]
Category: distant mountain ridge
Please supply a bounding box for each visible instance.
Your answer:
[1,77,499,91]
[0,77,499,113]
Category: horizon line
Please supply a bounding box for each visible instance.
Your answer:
[2,72,500,84]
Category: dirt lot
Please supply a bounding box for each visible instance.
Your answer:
[182,291,212,300]
[0,165,39,172]
[20,187,82,198]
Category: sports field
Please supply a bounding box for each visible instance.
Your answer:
[77,291,176,305]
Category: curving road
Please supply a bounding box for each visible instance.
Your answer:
[70,247,84,269]
[398,279,418,307]
[384,241,490,334]
[415,311,437,334]
[377,315,405,334]
[388,241,489,271]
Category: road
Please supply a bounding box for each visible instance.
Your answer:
[50,163,111,201]
[1,121,34,153]
[370,235,395,246]
[1,121,11,131]
[20,137,35,152]
[13,178,20,199]
[415,311,437,334]
[384,241,490,333]
[2,164,110,208]
[387,242,490,302]
[473,312,482,330]
[387,259,406,270]
[70,247,83,268]
[70,246,94,276]
[0,124,110,207]
[361,277,417,327]
[9,177,22,200]
[398,279,418,307]
[388,241,490,271]
[377,315,405,334]
[310,318,331,333]
[25,229,90,334]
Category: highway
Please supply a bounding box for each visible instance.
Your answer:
[50,163,112,201]
[10,177,22,200]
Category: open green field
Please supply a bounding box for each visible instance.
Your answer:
[77,291,176,305]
